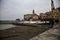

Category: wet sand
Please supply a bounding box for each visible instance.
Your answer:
[0,25,52,40]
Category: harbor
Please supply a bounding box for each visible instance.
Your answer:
[0,0,60,40]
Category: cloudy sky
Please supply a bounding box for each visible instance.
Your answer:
[0,0,60,20]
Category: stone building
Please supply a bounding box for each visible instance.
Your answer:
[24,10,39,21]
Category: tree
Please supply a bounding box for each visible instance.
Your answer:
[16,18,20,22]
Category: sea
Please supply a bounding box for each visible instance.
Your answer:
[0,24,16,30]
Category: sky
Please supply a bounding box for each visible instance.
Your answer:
[0,0,60,20]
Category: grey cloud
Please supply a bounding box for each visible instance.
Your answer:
[0,0,60,20]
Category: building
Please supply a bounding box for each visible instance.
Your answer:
[32,10,39,21]
[24,0,60,22]
[24,10,39,21]
[24,14,33,21]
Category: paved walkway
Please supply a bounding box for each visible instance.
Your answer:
[29,23,60,40]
